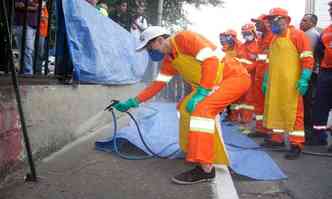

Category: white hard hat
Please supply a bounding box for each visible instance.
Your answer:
[136,26,169,51]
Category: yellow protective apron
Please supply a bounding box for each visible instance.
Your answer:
[263,30,301,131]
[170,38,230,165]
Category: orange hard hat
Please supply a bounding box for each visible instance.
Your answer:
[251,14,266,22]
[264,7,291,22]
[241,23,255,33]
[223,29,237,38]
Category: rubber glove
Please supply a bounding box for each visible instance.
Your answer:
[113,98,140,112]
[186,87,211,113]
[262,72,268,95]
[297,68,312,96]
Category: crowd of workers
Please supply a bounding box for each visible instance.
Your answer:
[218,7,332,159]
[12,0,332,186]
[113,2,332,185]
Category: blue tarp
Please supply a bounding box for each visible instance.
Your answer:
[96,102,288,181]
[57,0,149,84]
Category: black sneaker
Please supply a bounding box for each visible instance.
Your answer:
[247,132,269,138]
[260,139,284,148]
[172,166,215,185]
[328,145,332,153]
[284,145,302,160]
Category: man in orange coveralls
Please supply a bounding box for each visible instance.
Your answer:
[236,23,260,134]
[250,15,274,137]
[113,26,251,184]
[262,8,314,159]
[219,29,244,124]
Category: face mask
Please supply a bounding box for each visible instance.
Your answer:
[244,35,255,42]
[256,31,264,39]
[271,23,282,35]
[148,49,164,62]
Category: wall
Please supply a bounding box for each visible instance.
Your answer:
[0,83,144,179]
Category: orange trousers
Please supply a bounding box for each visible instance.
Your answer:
[185,74,251,164]
[239,71,256,123]
[254,62,270,134]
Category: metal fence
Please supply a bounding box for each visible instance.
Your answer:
[0,0,61,78]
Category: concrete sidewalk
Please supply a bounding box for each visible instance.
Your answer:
[0,117,238,199]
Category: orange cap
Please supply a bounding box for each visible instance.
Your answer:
[264,7,291,22]
[251,14,266,22]
[241,23,255,32]
[223,29,238,38]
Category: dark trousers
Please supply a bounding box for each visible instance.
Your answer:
[313,69,332,126]
[304,73,317,141]
[312,68,332,141]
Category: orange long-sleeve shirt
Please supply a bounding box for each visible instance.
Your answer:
[238,40,260,72]
[136,31,249,103]
[320,25,332,69]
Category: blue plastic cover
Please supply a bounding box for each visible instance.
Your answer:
[96,102,287,181]
[59,0,149,84]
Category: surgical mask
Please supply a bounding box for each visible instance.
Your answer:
[271,23,282,35]
[256,31,264,39]
[148,49,164,62]
[220,35,235,47]
[244,35,255,42]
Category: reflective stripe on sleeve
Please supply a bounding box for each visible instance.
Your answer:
[256,115,263,121]
[189,116,215,134]
[256,54,267,61]
[235,58,253,65]
[196,47,215,61]
[300,51,313,59]
[155,73,173,83]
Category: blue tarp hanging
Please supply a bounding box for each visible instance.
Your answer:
[96,102,287,181]
[56,0,149,84]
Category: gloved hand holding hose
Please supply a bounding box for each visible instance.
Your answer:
[113,98,140,112]
[186,86,211,113]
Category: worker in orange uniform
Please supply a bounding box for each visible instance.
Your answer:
[262,8,314,159]
[250,15,274,137]
[312,1,332,153]
[36,1,49,73]
[219,29,244,124]
[236,23,260,134]
[113,26,251,184]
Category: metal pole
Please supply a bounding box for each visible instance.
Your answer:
[19,0,30,74]
[44,0,53,75]
[1,0,37,182]
[157,0,164,26]
[151,0,164,80]
[32,0,43,75]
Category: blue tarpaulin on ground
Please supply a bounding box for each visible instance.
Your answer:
[57,0,149,84]
[95,102,287,181]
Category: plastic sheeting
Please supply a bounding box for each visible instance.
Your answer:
[58,0,149,84]
[95,102,287,181]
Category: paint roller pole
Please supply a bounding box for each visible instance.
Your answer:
[1,0,37,182]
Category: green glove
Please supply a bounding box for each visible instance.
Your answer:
[113,98,140,112]
[186,87,211,113]
[297,68,312,96]
[262,72,268,95]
